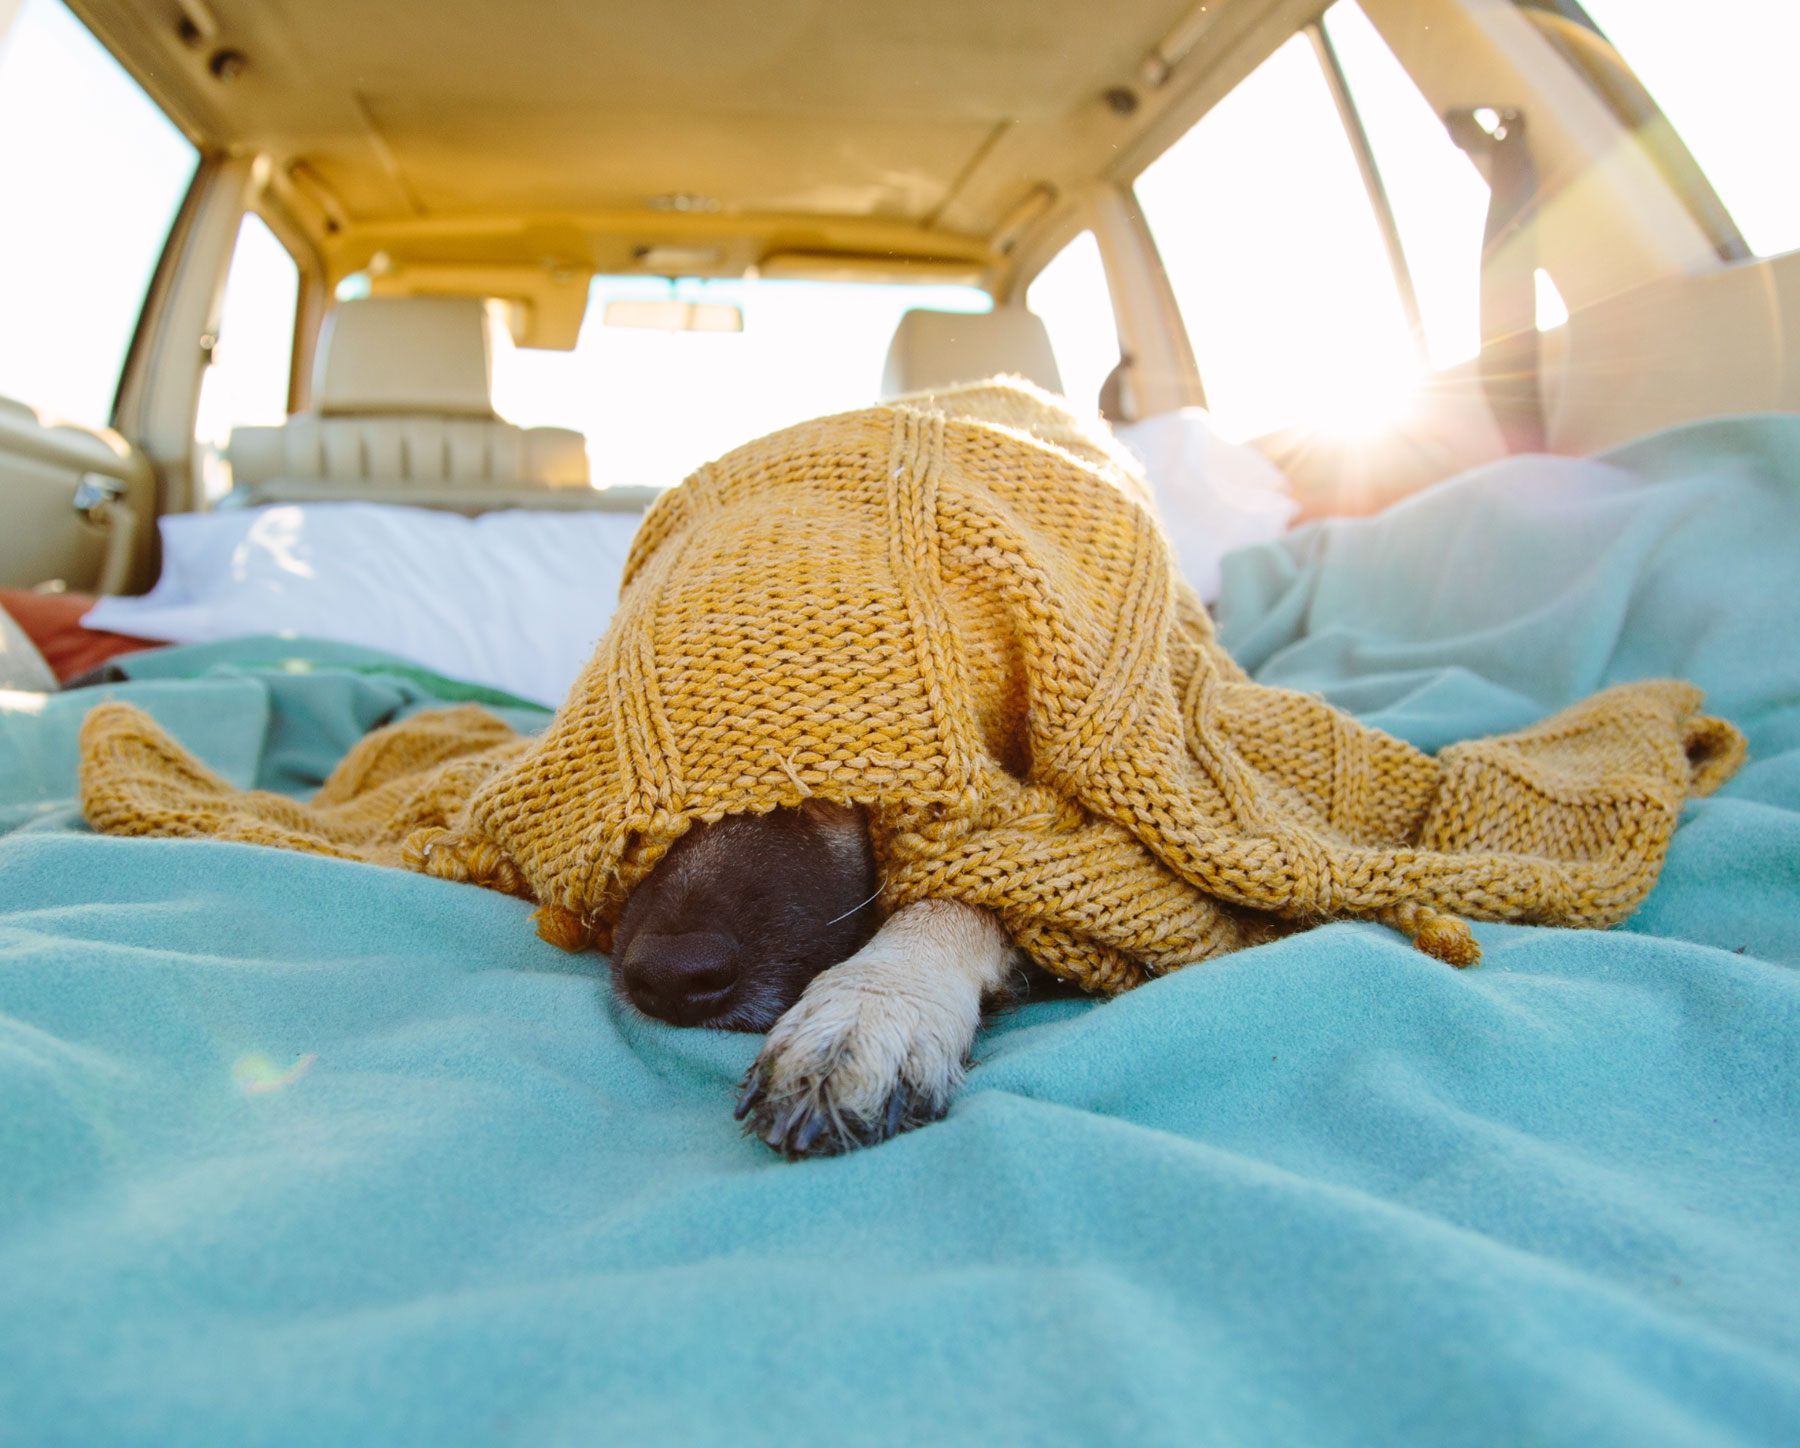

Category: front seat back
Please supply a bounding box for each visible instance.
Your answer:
[226,296,590,507]
[880,307,1065,399]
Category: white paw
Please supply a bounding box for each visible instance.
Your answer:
[735,900,1012,1158]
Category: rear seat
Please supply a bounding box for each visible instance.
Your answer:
[226,297,593,509]
[880,307,1064,397]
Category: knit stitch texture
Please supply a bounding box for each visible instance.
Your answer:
[77,381,1745,987]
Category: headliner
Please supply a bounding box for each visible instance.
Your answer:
[67,0,1299,306]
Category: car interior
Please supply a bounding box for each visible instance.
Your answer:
[3,0,1796,602]
[2,0,1797,1441]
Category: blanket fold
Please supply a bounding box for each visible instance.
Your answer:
[77,381,1745,987]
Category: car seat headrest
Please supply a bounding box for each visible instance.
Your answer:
[880,308,1065,399]
[313,297,498,419]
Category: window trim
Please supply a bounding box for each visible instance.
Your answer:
[1087,185,1207,418]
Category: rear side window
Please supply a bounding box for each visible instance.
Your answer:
[1132,1,1579,441]
[1534,0,1800,259]
[1026,231,1120,418]
[194,214,301,496]
[489,278,991,489]
[1317,2,1490,371]
[1134,29,1420,441]
[0,0,199,428]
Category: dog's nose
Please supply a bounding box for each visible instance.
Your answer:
[619,930,740,1024]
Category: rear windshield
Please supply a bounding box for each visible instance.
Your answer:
[486,276,992,489]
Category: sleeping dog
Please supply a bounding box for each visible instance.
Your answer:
[612,801,1021,1159]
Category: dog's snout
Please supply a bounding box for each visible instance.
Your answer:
[621,930,740,1025]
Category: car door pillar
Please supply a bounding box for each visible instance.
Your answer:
[1086,184,1207,420]
[112,153,261,514]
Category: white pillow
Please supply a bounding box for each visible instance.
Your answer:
[84,503,646,706]
[1113,409,1298,602]
[84,425,1291,707]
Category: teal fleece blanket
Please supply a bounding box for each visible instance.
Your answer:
[2,417,1797,1446]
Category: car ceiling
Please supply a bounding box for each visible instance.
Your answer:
[68,0,1296,286]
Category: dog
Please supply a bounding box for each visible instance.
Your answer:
[612,801,1023,1159]
[603,386,1223,1160]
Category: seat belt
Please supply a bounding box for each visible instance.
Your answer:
[1446,108,1546,454]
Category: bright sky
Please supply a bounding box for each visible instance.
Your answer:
[1026,230,1119,417]
[1136,25,1428,440]
[1575,0,1800,258]
[0,0,195,428]
[193,216,300,442]
[2,0,1796,458]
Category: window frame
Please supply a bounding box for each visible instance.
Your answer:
[1016,0,1741,443]
[243,190,330,415]
[1007,188,1205,422]
[116,162,322,509]
[1121,19,1438,441]
[108,151,216,431]
[1015,5,1445,428]
[110,152,266,512]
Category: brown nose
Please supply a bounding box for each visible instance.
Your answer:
[619,930,740,1024]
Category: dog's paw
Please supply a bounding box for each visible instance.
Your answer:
[734,966,971,1158]
[732,900,1012,1159]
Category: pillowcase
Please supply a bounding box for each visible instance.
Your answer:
[84,503,646,706]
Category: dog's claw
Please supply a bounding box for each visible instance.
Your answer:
[882,1085,909,1141]
[741,1075,937,1156]
[734,1066,764,1120]
[791,1114,826,1156]
[766,1099,815,1154]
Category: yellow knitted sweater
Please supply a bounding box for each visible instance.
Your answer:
[78,381,1745,988]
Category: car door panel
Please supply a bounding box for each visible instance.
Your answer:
[0,394,157,594]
